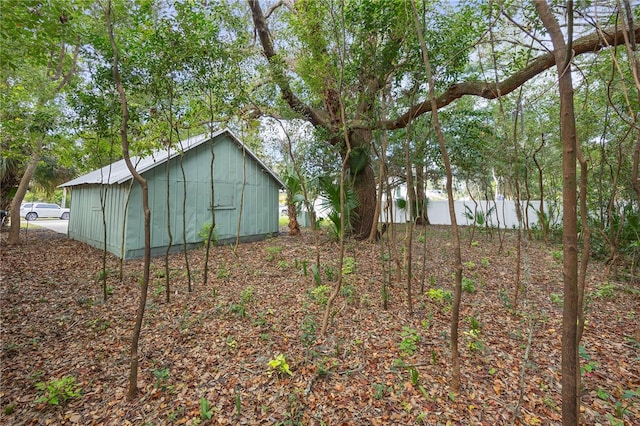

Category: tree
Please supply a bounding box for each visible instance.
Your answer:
[282,167,302,236]
[248,0,481,238]
[247,1,638,242]
[411,0,464,394]
[1,0,82,245]
[104,0,152,401]
[534,1,580,423]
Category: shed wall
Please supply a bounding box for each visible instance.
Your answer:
[67,183,129,256]
[122,135,280,259]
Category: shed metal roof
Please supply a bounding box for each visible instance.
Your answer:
[60,129,284,188]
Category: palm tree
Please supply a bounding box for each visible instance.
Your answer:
[318,176,358,240]
[282,168,304,236]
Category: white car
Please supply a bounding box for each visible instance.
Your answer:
[20,203,70,221]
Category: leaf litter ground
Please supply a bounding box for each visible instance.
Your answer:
[1,225,638,425]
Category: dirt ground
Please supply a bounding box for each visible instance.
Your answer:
[1,225,638,425]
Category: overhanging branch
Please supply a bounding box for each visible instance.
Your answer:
[379,24,640,131]
[248,0,329,128]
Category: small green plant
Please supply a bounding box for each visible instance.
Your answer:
[301,316,316,347]
[607,414,624,426]
[153,368,170,389]
[88,318,111,333]
[234,392,242,416]
[498,288,512,309]
[153,284,164,297]
[591,282,616,299]
[341,257,356,276]
[167,407,185,422]
[35,376,81,406]
[550,293,563,306]
[464,316,483,351]
[216,262,231,280]
[311,265,322,285]
[31,371,44,382]
[341,284,355,304]
[463,261,476,269]
[311,285,331,306]
[468,315,480,332]
[265,246,282,262]
[481,257,490,267]
[97,269,108,281]
[421,315,432,329]
[315,357,337,377]
[579,345,599,375]
[277,260,289,270]
[551,249,562,262]
[268,354,293,376]
[596,388,610,400]
[230,286,254,318]
[253,311,268,327]
[410,366,420,386]
[225,336,237,350]
[399,327,420,356]
[462,277,476,293]
[392,358,406,369]
[4,404,16,415]
[426,288,452,303]
[373,383,388,400]
[200,397,213,420]
[325,266,336,281]
[240,286,254,304]
[198,222,218,245]
[607,387,640,421]
[301,259,308,276]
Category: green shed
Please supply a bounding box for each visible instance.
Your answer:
[60,129,283,259]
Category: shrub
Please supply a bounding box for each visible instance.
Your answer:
[35,376,81,406]
[399,327,420,356]
[198,222,217,245]
[311,285,331,305]
[268,354,293,376]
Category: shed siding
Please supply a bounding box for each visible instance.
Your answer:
[120,135,280,258]
[66,131,281,260]
[67,183,128,255]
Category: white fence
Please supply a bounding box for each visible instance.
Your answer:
[380,199,560,229]
[290,197,559,229]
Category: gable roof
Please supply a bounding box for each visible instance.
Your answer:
[60,129,284,188]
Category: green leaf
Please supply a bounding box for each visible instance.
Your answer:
[596,388,609,400]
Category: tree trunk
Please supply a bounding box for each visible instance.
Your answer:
[287,201,301,235]
[7,142,42,245]
[415,165,430,225]
[533,135,548,243]
[411,0,463,393]
[535,2,580,424]
[106,0,152,401]
[403,126,416,315]
[348,128,377,240]
[621,0,640,206]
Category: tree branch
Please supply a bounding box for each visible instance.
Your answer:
[247,0,329,128]
[379,24,640,131]
[264,0,294,19]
